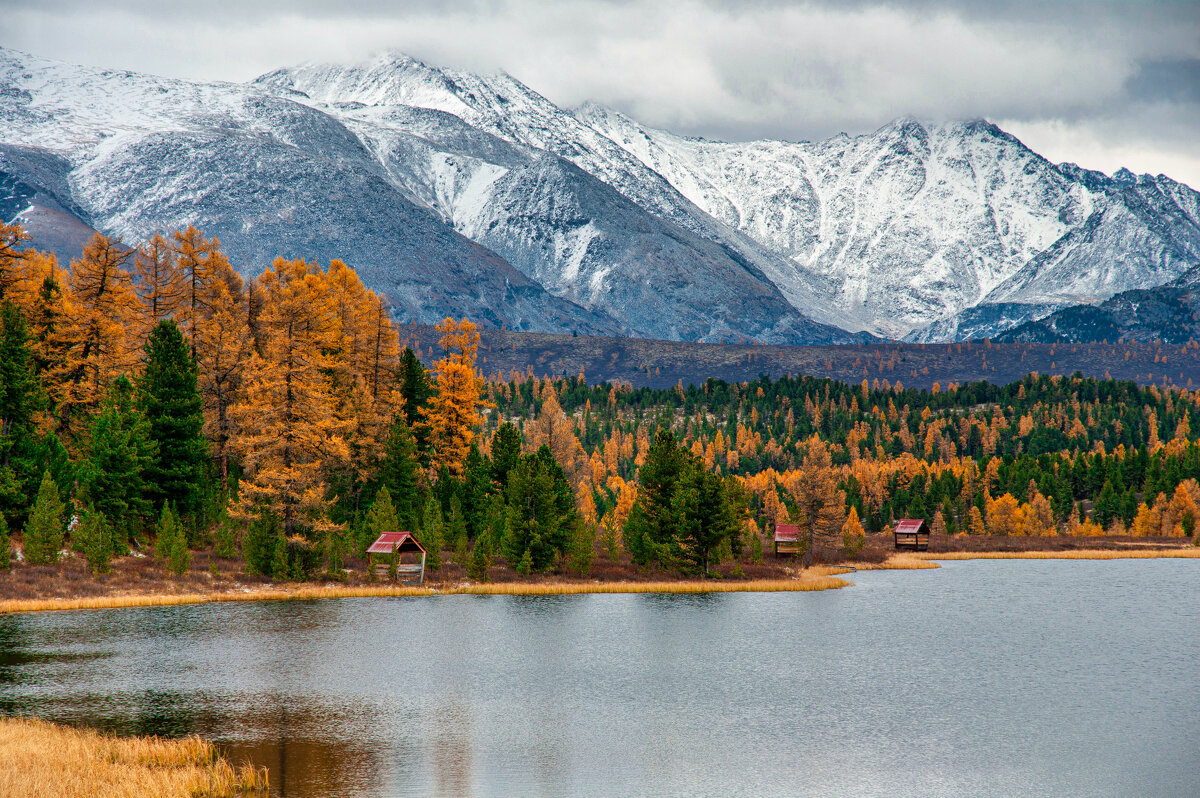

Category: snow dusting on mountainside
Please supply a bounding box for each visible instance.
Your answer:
[3,46,1199,343]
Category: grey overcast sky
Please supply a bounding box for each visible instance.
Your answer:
[4,0,1199,188]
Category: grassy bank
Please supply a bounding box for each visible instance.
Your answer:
[0,571,850,615]
[916,548,1200,561]
[0,716,266,798]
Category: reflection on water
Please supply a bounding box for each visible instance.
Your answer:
[1,561,1199,798]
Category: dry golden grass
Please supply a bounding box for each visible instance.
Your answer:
[852,554,941,570]
[448,575,850,594]
[0,716,267,798]
[915,548,1200,561]
[0,574,849,615]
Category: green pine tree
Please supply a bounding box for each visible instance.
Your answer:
[271,532,289,581]
[515,549,533,576]
[362,485,401,555]
[0,513,10,569]
[467,538,490,581]
[213,516,238,559]
[380,415,420,527]
[398,347,432,457]
[23,470,65,564]
[449,496,469,564]
[243,511,281,576]
[140,319,208,517]
[490,423,521,489]
[0,302,44,527]
[325,525,346,580]
[567,518,595,576]
[155,502,190,576]
[79,376,155,550]
[461,443,493,537]
[420,495,443,571]
[76,505,112,575]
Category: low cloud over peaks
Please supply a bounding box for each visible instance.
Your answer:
[4,0,1199,187]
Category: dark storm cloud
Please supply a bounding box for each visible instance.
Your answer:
[2,0,1198,186]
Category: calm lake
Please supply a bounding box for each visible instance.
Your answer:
[2,560,1198,797]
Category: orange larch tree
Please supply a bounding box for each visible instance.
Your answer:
[232,257,349,535]
[132,233,184,344]
[421,317,486,477]
[55,233,138,437]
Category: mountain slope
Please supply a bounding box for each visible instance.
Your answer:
[4,46,1199,343]
[0,48,620,335]
[0,47,849,344]
[576,106,1200,338]
[254,54,848,342]
[996,267,1200,345]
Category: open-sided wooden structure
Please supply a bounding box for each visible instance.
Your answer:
[893,518,930,551]
[367,531,427,584]
[774,523,801,556]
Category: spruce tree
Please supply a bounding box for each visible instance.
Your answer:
[362,485,400,554]
[567,518,595,576]
[461,443,492,537]
[502,447,576,571]
[420,495,443,571]
[244,511,281,576]
[76,505,112,575]
[213,516,238,559]
[467,538,490,581]
[0,513,10,569]
[23,470,65,564]
[0,302,43,526]
[155,503,190,576]
[271,532,289,581]
[379,416,419,527]
[140,319,207,517]
[449,497,470,565]
[79,376,155,548]
[398,347,432,454]
[324,525,346,580]
[490,422,521,489]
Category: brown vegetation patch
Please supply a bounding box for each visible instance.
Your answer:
[0,716,267,798]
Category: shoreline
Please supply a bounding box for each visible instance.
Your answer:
[2,548,1196,616]
[915,548,1200,561]
[0,571,852,615]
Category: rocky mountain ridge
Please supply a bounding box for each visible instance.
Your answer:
[3,47,1199,343]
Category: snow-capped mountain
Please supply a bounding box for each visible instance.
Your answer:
[3,46,1199,343]
[577,106,1200,338]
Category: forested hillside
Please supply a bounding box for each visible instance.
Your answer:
[1,222,1198,589]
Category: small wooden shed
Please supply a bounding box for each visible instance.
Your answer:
[774,523,801,556]
[367,531,427,584]
[893,518,930,551]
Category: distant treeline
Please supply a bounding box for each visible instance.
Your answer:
[0,222,1197,586]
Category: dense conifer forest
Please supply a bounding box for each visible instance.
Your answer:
[0,221,1197,588]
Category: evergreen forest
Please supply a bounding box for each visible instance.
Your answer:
[1,221,1198,586]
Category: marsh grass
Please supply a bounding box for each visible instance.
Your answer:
[449,575,850,594]
[854,555,941,570]
[915,548,1200,561]
[0,716,267,798]
[0,573,849,614]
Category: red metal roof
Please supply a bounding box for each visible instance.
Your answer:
[774,523,800,542]
[894,519,927,534]
[366,531,424,554]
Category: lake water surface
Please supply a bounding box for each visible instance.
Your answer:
[2,559,1198,797]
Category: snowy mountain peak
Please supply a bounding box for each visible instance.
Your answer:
[3,45,1199,343]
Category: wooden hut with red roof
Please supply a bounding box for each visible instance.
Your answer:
[774,523,801,556]
[367,531,427,584]
[893,518,930,551]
